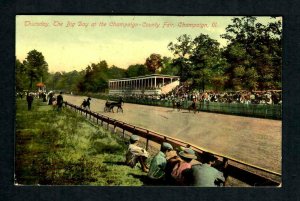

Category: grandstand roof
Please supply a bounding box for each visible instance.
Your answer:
[109,74,180,82]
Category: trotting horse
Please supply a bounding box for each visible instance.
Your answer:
[81,97,91,110]
[108,98,124,113]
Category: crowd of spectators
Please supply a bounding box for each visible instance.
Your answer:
[17,90,64,111]
[158,90,282,105]
[111,88,282,105]
[125,135,226,187]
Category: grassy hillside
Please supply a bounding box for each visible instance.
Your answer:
[15,99,148,186]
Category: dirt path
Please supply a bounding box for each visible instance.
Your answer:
[64,95,282,173]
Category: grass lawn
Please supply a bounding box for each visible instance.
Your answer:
[15,99,149,186]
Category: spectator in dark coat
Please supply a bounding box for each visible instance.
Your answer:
[56,92,64,111]
[26,93,34,111]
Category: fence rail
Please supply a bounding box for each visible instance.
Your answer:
[64,101,281,186]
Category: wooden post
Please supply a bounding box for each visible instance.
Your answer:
[146,130,149,151]
[122,123,125,139]
[113,121,117,134]
[222,157,229,186]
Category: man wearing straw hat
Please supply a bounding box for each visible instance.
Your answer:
[125,135,149,172]
[170,147,197,185]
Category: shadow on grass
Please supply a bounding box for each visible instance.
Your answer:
[127,173,172,186]
[103,161,126,166]
[127,173,153,186]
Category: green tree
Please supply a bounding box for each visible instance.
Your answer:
[77,60,110,92]
[221,17,282,90]
[15,59,28,91]
[160,57,179,75]
[24,50,48,89]
[168,34,193,82]
[189,34,227,91]
[108,65,126,79]
[126,64,150,77]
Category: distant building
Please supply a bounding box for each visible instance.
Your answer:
[108,74,180,96]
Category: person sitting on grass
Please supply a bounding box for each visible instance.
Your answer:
[184,152,225,187]
[125,135,149,173]
[170,147,197,185]
[147,142,174,185]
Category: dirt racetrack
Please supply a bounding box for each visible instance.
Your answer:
[64,95,282,173]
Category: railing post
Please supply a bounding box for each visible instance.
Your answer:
[146,130,149,151]
[122,123,125,139]
[113,121,117,134]
[222,157,229,186]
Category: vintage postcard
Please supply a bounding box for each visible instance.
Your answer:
[15,15,282,187]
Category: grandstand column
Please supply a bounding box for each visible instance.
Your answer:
[154,77,157,88]
[147,78,149,88]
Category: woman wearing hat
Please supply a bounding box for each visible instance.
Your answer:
[170,148,197,185]
[125,135,149,172]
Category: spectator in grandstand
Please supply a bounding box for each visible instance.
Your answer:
[184,152,225,187]
[147,142,174,184]
[170,148,197,185]
[125,135,149,173]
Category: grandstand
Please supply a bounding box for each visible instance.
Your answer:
[108,74,180,96]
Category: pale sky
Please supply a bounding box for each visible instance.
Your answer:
[16,15,281,73]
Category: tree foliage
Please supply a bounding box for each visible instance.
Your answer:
[126,64,150,77]
[168,34,194,82]
[169,34,228,91]
[189,34,228,91]
[24,50,48,89]
[16,59,28,91]
[221,17,282,90]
